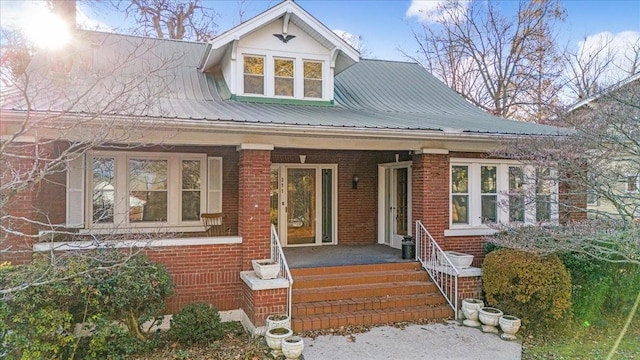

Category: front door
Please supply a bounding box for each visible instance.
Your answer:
[378,162,412,249]
[271,164,337,246]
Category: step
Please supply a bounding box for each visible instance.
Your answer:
[291,305,455,332]
[291,293,447,317]
[292,281,437,303]
[292,269,430,289]
[290,262,421,277]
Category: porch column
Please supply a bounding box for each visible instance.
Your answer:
[411,150,450,243]
[237,144,273,271]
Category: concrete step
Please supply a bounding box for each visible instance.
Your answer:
[292,269,429,289]
[292,281,437,303]
[292,293,447,317]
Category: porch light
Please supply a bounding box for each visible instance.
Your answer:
[352,175,359,189]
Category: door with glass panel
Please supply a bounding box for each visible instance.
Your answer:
[270,165,337,246]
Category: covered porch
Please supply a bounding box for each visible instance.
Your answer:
[283,243,413,268]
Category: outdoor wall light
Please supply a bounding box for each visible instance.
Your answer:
[299,155,306,164]
[352,175,359,189]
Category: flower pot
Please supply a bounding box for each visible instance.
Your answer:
[281,335,304,359]
[479,307,503,334]
[461,298,484,327]
[265,327,293,355]
[438,251,474,268]
[252,259,280,279]
[499,315,522,341]
[266,314,291,331]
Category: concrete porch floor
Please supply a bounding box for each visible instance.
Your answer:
[283,244,414,268]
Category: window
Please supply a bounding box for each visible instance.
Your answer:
[304,61,322,98]
[274,58,294,96]
[67,152,221,229]
[450,161,558,227]
[244,56,264,95]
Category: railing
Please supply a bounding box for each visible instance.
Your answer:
[415,220,460,319]
[270,224,293,318]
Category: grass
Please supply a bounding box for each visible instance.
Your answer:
[522,316,640,359]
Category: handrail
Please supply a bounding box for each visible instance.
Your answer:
[270,224,293,318]
[415,220,460,320]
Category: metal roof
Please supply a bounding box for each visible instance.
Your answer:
[1,31,563,137]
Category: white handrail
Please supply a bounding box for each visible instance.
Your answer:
[270,224,293,318]
[415,220,460,320]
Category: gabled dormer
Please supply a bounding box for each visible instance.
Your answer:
[199,0,360,105]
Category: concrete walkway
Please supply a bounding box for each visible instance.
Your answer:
[301,321,521,360]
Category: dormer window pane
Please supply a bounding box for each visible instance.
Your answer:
[274,58,294,96]
[304,61,322,98]
[244,56,264,95]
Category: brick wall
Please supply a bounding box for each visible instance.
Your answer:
[238,149,272,270]
[240,283,287,327]
[458,276,483,303]
[443,236,486,267]
[411,153,450,244]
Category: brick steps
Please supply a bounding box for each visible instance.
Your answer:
[290,262,453,332]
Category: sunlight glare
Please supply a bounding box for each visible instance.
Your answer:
[25,12,71,49]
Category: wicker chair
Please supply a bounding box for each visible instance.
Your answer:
[200,213,230,236]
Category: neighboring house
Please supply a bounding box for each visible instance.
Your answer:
[0,1,570,331]
[566,72,640,220]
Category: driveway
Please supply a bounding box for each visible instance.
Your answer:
[301,321,521,360]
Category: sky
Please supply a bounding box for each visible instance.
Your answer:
[1,0,639,74]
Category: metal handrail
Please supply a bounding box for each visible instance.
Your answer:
[415,220,460,319]
[270,224,293,318]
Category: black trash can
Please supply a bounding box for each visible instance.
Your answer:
[402,235,415,260]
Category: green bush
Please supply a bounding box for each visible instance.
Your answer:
[482,248,572,334]
[170,303,223,345]
[561,253,640,328]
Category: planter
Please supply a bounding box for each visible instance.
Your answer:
[439,251,474,268]
[252,259,280,280]
[479,307,503,334]
[499,315,522,341]
[266,314,291,331]
[461,298,484,327]
[281,335,304,359]
[265,327,293,355]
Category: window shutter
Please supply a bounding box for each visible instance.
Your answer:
[66,154,85,228]
[207,157,223,213]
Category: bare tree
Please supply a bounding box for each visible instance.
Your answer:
[0,26,187,294]
[404,0,566,122]
[563,34,617,100]
[488,75,640,263]
[113,0,218,41]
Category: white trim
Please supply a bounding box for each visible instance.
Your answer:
[444,228,498,237]
[415,148,449,155]
[33,236,242,252]
[79,225,206,235]
[237,143,275,151]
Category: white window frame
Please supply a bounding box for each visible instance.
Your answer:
[273,57,295,98]
[448,159,559,233]
[243,54,265,95]
[82,151,209,232]
[238,49,329,100]
[302,59,323,99]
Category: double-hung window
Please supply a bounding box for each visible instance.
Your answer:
[450,160,558,227]
[303,61,322,98]
[67,151,222,230]
[274,58,294,96]
[243,55,265,95]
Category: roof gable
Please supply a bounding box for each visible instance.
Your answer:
[199,0,359,74]
[568,72,640,113]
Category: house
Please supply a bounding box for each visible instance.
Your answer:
[565,72,640,221]
[0,0,570,332]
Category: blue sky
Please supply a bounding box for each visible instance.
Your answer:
[2,0,639,64]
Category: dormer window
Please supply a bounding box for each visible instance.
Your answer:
[243,55,264,95]
[304,61,322,98]
[274,58,294,96]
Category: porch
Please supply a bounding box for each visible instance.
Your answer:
[283,243,412,268]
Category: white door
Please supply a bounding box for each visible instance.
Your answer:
[378,163,412,249]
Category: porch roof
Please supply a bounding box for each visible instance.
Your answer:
[1,31,564,137]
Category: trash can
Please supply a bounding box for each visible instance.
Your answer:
[402,235,415,260]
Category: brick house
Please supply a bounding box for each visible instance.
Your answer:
[0,1,565,332]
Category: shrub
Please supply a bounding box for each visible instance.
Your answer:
[561,253,640,327]
[482,248,572,334]
[170,303,223,345]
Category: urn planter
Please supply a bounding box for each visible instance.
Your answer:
[281,336,304,359]
[252,259,280,279]
[461,298,484,327]
[438,251,474,268]
[479,307,503,334]
[499,315,522,341]
[266,314,291,331]
[265,327,293,356]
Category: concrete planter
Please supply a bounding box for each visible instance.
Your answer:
[265,327,293,355]
[461,298,484,327]
[479,307,503,334]
[499,315,522,341]
[281,335,304,359]
[266,314,291,331]
[439,251,474,268]
[252,259,280,279]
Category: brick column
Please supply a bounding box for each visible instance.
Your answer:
[237,146,272,271]
[411,152,450,243]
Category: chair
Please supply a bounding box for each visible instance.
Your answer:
[201,213,229,236]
